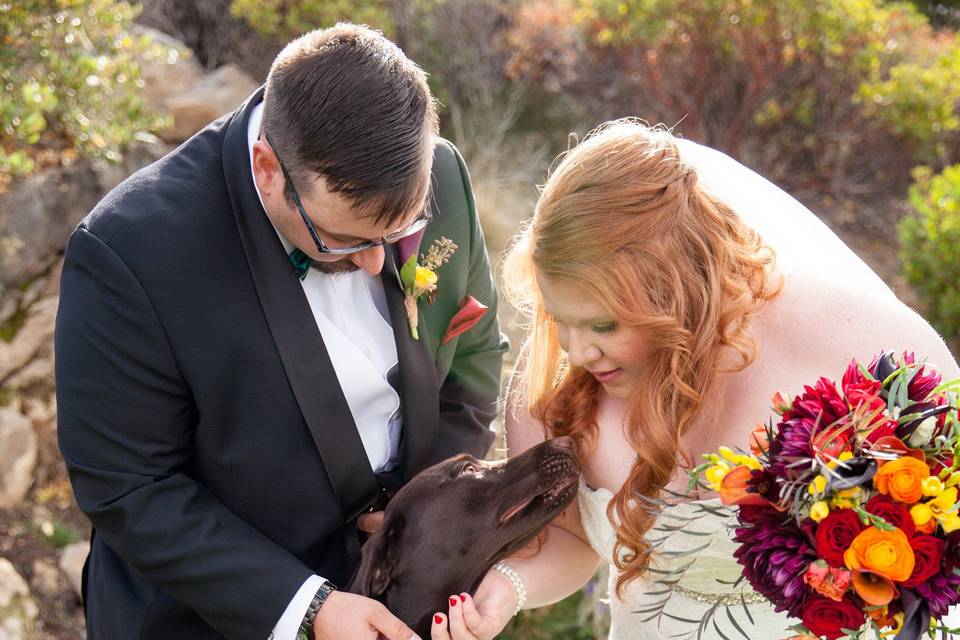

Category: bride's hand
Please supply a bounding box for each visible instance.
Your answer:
[431,570,517,640]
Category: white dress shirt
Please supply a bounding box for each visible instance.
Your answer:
[247,103,404,638]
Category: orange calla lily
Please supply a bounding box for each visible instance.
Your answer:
[717,465,768,506]
[869,436,926,466]
[852,570,897,606]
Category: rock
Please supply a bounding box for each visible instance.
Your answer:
[59,542,88,601]
[0,558,38,640]
[0,409,37,508]
[0,297,57,387]
[5,357,54,397]
[28,560,59,598]
[163,63,258,142]
[131,24,205,110]
[0,143,166,297]
[21,396,56,426]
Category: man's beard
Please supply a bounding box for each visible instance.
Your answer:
[311,258,359,274]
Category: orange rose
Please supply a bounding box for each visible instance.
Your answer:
[843,526,915,583]
[873,457,930,504]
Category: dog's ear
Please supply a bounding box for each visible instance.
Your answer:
[351,515,405,598]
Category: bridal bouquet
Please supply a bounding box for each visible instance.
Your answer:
[691,350,960,640]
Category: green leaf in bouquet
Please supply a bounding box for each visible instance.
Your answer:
[931,378,960,397]
[399,254,418,291]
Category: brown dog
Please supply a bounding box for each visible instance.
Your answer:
[348,437,580,637]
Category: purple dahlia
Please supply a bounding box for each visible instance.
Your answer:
[733,504,816,618]
[915,571,960,618]
[921,532,960,618]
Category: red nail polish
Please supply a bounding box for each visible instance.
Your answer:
[459,594,467,602]
[434,614,443,625]
[449,596,458,606]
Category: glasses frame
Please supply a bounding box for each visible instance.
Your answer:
[264,134,432,256]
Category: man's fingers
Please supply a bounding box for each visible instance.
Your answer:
[357,510,385,533]
[372,605,420,640]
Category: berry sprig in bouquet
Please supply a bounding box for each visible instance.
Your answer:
[691,350,960,640]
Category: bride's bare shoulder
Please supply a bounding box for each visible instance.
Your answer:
[758,269,959,379]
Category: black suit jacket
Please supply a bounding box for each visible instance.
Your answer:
[55,87,508,640]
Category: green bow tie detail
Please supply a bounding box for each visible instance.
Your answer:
[289,248,312,280]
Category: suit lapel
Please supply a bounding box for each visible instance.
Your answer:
[381,245,440,479]
[222,88,378,521]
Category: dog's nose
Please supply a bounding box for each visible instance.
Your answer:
[551,436,575,450]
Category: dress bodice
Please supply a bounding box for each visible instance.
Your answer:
[578,479,796,640]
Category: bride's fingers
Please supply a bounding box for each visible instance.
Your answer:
[446,595,477,640]
[431,612,451,640]
[458,593,484,633]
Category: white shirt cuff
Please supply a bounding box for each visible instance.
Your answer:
[269,574,327,640]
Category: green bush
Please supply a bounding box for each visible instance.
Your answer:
[859,34,960,155]
[507,0,960,197]
[0,0,171,180]
[229,0,393,40]
[899,164,960,342]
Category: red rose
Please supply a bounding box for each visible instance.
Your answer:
[802,596,865,640]
[865,495,916,538]
[902,534,945,588]
[816,509,864,567]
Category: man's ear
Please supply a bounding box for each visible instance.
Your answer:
[350,515,405,598]
[251,140,282,198]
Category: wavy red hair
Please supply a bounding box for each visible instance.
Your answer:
[502,121,781,595]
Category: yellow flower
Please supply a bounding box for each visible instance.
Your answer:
[705,463,731,488]
[922,476,945,497]
[808,475,827,495]
[810,500,830,522]
[947,471,960,488]
[735,455,762,470]
[927,486,960,532]
[831,487,862,509]
[911,502,933,527]
[414,266,437,290]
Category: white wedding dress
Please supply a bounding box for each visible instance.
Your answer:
[578,479,796,640]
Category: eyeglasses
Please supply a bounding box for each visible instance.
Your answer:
[264,134,432,256]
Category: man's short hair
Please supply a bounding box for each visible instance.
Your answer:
[262,23,439,226]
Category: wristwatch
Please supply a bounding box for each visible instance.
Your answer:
[298,580,337,640]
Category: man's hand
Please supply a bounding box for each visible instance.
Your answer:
[430,570,516,640]
[313,591,420,640]
[357,510,385,534]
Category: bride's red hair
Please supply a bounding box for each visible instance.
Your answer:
[502,121,780,596]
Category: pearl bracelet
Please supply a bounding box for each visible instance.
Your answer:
[492,561,527,617]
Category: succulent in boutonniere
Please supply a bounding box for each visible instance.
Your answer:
[399,237,457,340]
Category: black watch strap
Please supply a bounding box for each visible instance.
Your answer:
[298,580,337,640]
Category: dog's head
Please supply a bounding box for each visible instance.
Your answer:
[349,437,580,633]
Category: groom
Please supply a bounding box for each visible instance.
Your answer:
[55,23,507,640]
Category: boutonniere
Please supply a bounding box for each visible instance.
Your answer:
[399,237,457,340]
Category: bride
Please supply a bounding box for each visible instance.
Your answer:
[428,121,960,640]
